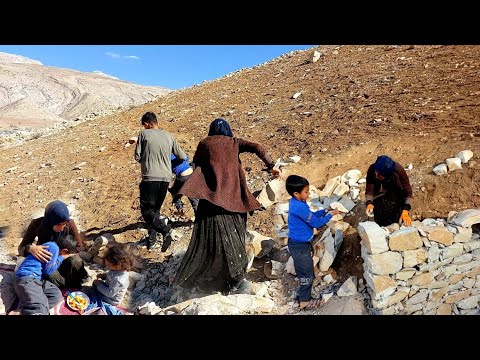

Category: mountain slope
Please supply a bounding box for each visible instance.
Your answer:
[0,45,479,256]
[0,52,170,133]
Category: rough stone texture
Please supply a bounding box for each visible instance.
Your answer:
[464,241,480,252]
[364,251,403,275]
[405,290,428,307]
[451,209,480,228]
[446,157,462,171]
[427,226,454,246]
[371,290,409,310]
[436,303,452,315]
[453,253,473,265]
[443,243,464,258]
[456,295,479,309]
[180,294,275,315]
[358,221,389,254]
[449,273,466,284]
[427,243,441,263]
[396,269,416,281]
[430,287,448,302]
[433,163,448,175]
[403,249,427,267]
[364,273,397,299]
[408,272,432,286]
[445,289,472,304]
[337,276,358,297]
[389,227,423,251]
[245,229,275,258]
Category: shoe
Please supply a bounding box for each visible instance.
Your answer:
[145,230,158,250]
[161,229,181,252]
[230,279,252,295]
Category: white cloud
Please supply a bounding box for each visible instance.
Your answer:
[105,52,121,59]
[105,52,140,61]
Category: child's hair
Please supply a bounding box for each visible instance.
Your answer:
[141,111,158,125]
[286,175,309,196]
[56,234,77,253]
[104,245,132,271]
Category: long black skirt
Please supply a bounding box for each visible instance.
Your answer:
[175,199,248,294]
[373,190,405,227]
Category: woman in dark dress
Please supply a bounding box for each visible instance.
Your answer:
[18,200,88,289]
[175,118,279,294]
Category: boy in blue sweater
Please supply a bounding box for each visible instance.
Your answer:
[286,175,340,310]
[13,234,77,315]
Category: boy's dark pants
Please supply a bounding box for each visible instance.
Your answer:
[139,180,171,237]
[47,255,88,289]
[288,240,314,302]
[14,276,63,315]
[169,175,199,214]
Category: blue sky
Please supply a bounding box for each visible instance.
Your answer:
[0,45,315,90]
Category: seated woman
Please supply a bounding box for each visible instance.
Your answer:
[18,200,88,289]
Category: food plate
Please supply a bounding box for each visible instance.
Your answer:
[66,291,90,312]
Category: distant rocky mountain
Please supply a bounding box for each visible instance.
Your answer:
[0,51,170,132]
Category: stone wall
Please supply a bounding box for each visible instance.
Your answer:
[359,209,480,315]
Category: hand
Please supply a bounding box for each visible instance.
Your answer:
[399,210,412,226]
[96,274,105,280]
[365,204,374,218]
[270,167,281,179]
[29,244,52,263]
[330,209,341,216]
[93,279,100,287]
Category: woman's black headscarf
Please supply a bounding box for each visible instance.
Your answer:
[44,200,70,241]
[373,155,396,179]
[208,118,233,137]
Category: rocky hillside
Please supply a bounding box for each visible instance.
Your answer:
[0,45,479,314]
[0,51,170,143]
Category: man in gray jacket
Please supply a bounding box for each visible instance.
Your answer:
[135,111,187,251]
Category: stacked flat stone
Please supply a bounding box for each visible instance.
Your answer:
[360,209,480,315]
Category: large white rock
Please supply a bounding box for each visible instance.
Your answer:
[450,209,480,228]
[181,294,275,315]
[363,251,403,275]
[285,256,296,275]
[329,201,349,213]
[389,227,423,251]
[342,169,362,182]
[337,276,358,297]
[456,150,473,164]
[427,226,454,246]
[445,157,462,171]
[319,176,341,197]
[311,50,322,63]
[433,163,448,175]
[256,178,287,208]
[338,196,356,212]
[364,273,397,299]
[319,232,336,271]
[245,229,275,258]
[333,183,350,197]
[403,249,427,267]
[358,221,389,254]
[443,243,464,258]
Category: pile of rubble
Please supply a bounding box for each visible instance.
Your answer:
[432,150,474,175]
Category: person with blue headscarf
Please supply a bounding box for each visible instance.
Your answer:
[18,200,88,289]
[365,155,413,227]
[174,118,280,294]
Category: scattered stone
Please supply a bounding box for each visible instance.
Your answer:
[337,276,358,297]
